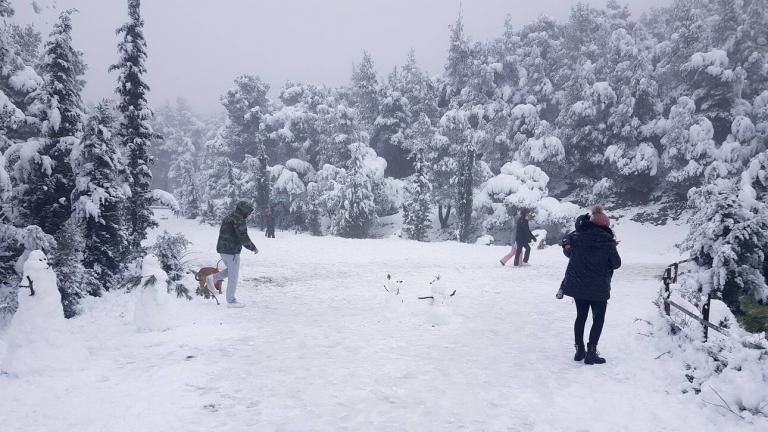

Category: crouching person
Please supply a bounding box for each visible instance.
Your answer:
[561,206,621,364]
[207,201,259,308]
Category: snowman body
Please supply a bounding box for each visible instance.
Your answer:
[2,250,88,375]
[133,254,175,331]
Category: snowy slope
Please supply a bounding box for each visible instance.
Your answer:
[0,211,764,431]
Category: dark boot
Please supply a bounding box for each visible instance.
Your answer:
[574,344,586,362]
[584,344,606,365]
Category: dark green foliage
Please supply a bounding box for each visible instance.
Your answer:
[110,0,157,254]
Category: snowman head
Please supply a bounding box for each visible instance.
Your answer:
[24,250,50,272]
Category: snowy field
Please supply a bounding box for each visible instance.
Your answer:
[1,211,764,432]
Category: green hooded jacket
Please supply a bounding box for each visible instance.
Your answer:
[216,201,257,255]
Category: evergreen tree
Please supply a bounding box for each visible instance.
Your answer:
[456,136,476,243]
[215,75,270,162]
[371,90,412,177]
[17,9,84,236]
[0,0,12,18]
[392,49,440,125]
[333,143,376,238]
[444,12,473,104]
[71,101,129,293]
[402,151,432,241]
[51,218,97,318]
[175,165,201,219]
[684,173,768,322]
[351,51,380,129]
[110,0,156,254]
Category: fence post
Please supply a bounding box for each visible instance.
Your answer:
[701,294,711,342]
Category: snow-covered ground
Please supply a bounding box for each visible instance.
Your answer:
[1,210,764,431]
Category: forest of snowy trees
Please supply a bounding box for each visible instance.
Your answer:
[1,0,768,327]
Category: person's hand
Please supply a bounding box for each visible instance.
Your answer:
[613,240,620,247]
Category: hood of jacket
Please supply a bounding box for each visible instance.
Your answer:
[234,201,254,218]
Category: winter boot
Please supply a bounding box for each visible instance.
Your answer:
[584,344,606,365]
[574,344,586,362]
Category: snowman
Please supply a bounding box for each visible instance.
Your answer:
[133,254,176,331]
[2,250,88,375]
[421,275,456,327]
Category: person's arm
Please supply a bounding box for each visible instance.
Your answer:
[609,244,621,270]
[236,219,259,253]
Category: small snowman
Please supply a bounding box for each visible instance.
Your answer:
[2,250,88,375]
[133,254,175,332]
[421,275,456,327]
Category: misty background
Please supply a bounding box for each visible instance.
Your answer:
[12,0,671,115]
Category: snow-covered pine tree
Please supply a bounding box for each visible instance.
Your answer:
[71,101,129,293]
[151,231,192,300]
[175,164,201,219]
[16,9,84,236]
[444,11,473,104]
[216,75,270,162]
[51,218,97,318]
[110,0,156,254]
[240,153,271,226]
[683,168,768,330]
[392,49,440,125]
[333,143,377,238]
[351,51,380,130]
[402,150,432,241]
[371,89,412,178]
[304,182,323,236]
[456,135,475,243]
[0,0,12,17]
[316,103,359,167]
[255,153,271,220]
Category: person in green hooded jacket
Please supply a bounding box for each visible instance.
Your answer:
[207,201,259,308]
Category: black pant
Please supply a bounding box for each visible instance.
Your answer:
[265,225,275,238]
[574,299,607,347]
[514,241,530,266]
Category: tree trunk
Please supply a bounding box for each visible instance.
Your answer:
[438,204,452,229]
[459,148,475,243]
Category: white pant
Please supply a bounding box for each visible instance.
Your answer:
[212,254,240,303]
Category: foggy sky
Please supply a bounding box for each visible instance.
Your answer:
[12,0,671,115]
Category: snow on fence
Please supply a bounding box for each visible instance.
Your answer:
[660,258,728,342]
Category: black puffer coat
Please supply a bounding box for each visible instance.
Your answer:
[515,217,535,244]
[216,201,258,255]
[561,221,621,301]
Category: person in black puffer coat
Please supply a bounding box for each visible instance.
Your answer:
[514,209,536,266]
[561,206,621,365]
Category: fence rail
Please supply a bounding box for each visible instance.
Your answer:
[661,258,729,342]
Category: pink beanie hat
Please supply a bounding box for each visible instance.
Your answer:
[590,205,610,227]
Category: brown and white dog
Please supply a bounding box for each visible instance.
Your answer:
[194,267,223,295]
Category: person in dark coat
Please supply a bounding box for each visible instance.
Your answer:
[264,207,276,239]
[207,201,259,308]
[514,209,536,266]
[561,206,621,364]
